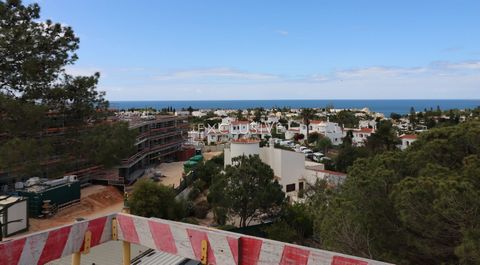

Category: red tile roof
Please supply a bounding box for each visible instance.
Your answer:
[353,128,374,134]
[400,134,417,139]
[232,138,260,144]
[231,121,250,125]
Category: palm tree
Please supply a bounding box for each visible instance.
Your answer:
[299,108,316,146]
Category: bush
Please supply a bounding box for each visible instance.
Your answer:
[217,224,236,231]
[188,187,201,200]
[193,201,211,219]
[129,180,185,220]
[183,199,195,216]
[209,153,224,166]
[264,221,298,243]
[213,206,228,225]
[181,217,199,225]
[193,178,207,191]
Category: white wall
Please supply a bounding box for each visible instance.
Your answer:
[6,200,27,235]
[259,146,305,191]
[401,138,416,150]
[225,142,329,194]
[230,142,260,160]
[0,198,28,236]
[224,142,260,166]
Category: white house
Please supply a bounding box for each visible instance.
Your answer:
[230,120,250,139]
[266,114,280,124]
[188,130,204,142]
[299,120,344,146]
[174,110,190,116]
[191,111,207,117]
[285,128,301,140]
[344,127,374,146]
[224,139,306,195]
[399,134,417,150]
[224,139,347,200]
[214,110,228,117]
[206,129,230,145]
[249,123,273,139]
[359,120,377,129]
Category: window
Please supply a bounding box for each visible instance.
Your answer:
[299,182,304,191]
[286,183,295,192]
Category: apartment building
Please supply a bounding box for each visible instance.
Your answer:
[117,115,188,183]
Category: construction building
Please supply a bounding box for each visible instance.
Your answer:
[116,114,189,184]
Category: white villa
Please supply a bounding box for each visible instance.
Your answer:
[399,134,418,150]
[202,120,273,145]
[224,139,346,201]
[300,120,344,146]
[343,127,375,146]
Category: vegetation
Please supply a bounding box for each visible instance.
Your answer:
[128,180,187,220]
[395,106,480,130]
[265,203,314,244]
[299,108,315,145]
[0,0,135,180]
[307,121,480,264]
[365,120,399,152]
[208,155,285,227]
[316,136,332,154]
[330,110,359,128]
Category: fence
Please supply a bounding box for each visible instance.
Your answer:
[0,212,394,265]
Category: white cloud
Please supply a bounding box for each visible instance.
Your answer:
[441,46,463,53]
[153,68,279,81]
[97,60,480,100]
[275,30,289,36]
[433,61,480,70]
[331,66,428,80]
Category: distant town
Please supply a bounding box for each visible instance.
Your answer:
[2,0,480,264]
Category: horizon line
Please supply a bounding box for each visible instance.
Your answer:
[109,98,480,102]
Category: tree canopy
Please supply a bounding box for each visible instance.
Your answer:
[128,180,186,220]
[309,121,480,264]
[208,155,285,227]
[0,0,135,180]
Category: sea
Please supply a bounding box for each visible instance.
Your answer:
[110,99,480,116]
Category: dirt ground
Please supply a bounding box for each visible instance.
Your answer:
[17,152,224,237]
[142,151,223,189]
[203,151,222,161]
[26,185,124,234]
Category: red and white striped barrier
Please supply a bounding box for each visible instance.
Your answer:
[116,213,393,265]
[0,212,393,265]
[0,214,116,265]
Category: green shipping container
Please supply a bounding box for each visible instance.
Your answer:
[189,155,203,162]
[18,181,81,218]
[183,160,199,174]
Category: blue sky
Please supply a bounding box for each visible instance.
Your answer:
[31,0,480,100]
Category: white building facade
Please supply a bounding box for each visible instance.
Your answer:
[224,139,347,200]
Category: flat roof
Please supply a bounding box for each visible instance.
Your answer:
[0,195,25,206]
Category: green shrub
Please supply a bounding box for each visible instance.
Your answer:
[188,187,201,200]
[213,206,228,225]
[181,217,199,225]
[193,179,207,191]
[193,201,211,219]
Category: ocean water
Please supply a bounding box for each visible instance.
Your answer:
[110,99,480,115]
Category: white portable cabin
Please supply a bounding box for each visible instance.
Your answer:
[0,195,28,237]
